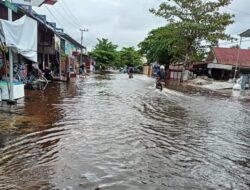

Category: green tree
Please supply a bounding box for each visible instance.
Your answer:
[89,38,118,68]
[119,47,143,67]
[139,24,188,67]
[149,0,234,64]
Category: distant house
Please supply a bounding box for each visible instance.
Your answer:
[57,32,85,80]
[193,47,250,80]
[82,54,95,72]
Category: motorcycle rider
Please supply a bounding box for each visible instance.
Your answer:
[156,65,166,89]
[128,67,133,78]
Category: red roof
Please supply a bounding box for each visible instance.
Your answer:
[213,47,250,68]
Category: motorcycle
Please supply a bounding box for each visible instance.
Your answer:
[129,73,133,79]
[156,78,165,91]
[43,68,53,81]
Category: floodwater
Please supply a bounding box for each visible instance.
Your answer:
[0,73,250,190]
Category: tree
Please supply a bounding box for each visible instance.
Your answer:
[149,0,234,64]
[90,38,143,69]
[139,24,189,67]
[89,38,118,68]
[119,47,143,67]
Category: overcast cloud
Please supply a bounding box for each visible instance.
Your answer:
[33,0,250,50]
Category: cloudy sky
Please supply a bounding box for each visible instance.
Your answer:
[33,0,250,50]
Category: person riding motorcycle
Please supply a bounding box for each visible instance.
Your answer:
[156,65,166,90]
[128,67,133,78]
[79,64,85,74]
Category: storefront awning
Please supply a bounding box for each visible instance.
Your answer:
[207,63,232,70]
[0,15,38,62]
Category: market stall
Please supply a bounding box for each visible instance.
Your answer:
[0,15,37,101]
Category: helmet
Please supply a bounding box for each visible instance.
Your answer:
[160,65,165,70]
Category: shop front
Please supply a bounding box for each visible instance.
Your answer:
[58,32,83,81]
[0,15,38,101]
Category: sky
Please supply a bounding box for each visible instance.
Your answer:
[33,0,250,51]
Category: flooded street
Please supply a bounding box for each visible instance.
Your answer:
[0,73,250,190]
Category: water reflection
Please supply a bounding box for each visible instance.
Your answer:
[0,74,250,189]
[0,127,66,189]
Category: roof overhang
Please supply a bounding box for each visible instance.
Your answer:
[10,0,57,6]
[240,29,250,38]
[57,32,86,49]
[207,63,233,70]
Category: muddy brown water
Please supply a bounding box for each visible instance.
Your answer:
[0,73,250,190]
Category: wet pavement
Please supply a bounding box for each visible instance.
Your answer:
[0,73,250,190]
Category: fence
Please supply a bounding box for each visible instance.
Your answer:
[143,66,153,77]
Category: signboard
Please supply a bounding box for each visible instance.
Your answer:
[11,0,46,7]
[4,0,18,12]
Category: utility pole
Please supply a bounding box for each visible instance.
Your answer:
[233,37,242,82]
[8,0,14,103]
[80,28,88,66]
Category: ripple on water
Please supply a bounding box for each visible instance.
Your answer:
[0,75,250,189]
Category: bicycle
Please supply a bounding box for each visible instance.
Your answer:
[13,64,48,91]
[27,73,48,91]
[13,64,28,83]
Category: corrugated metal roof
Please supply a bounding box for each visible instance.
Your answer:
[213,47,250,68]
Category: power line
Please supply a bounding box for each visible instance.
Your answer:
[225,7,250,16]
[56,1,80,26]
[60,0,82,26]
[228,29,248,35]
[50,6,78,29]
[43,5,87,45]
[218,39,250,46]
[52,1,80,27]
[44,5,64,29]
